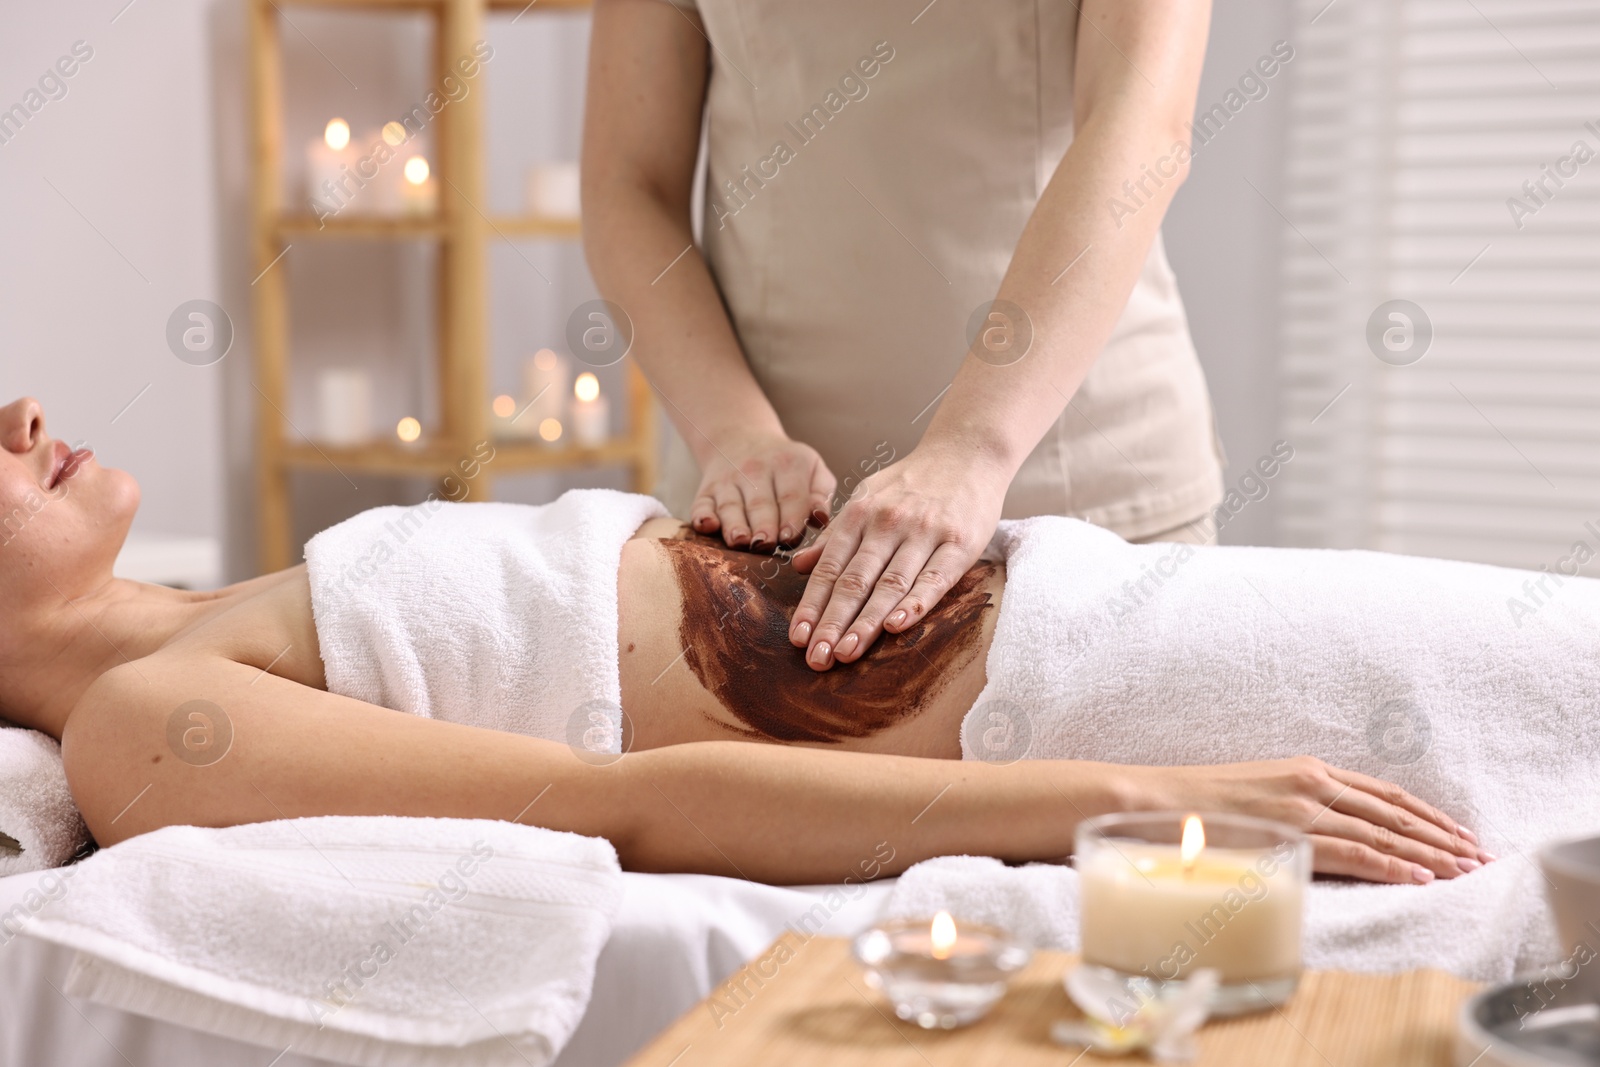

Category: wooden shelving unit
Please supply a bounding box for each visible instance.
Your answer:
[248,0,656,573]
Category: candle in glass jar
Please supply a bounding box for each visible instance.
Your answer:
[570,372,609,447]
[1077,813,1306,987]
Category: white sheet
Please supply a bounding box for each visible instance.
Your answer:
[0,867,895,1067]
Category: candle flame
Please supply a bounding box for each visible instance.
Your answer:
[930,911,957,960]
[1180,814,1205,872]
[574,372,600,403]
[324,118,350,151]
[404,156,431,186]
[381,121,407,146]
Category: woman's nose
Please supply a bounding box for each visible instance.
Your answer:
[1,398,45,454]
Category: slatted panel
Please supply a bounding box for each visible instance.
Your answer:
[1276,0,1600,576]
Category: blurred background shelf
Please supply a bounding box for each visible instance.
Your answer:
[249,0,655,573]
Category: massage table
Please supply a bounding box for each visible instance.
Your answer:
[0,867,896,1067]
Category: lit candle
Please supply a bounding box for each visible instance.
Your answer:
[853,912,1031,1030]
[520,349,570,437]
[400,156,438,217]
[490,393,519,439]
[538,417,563,446]
[316,367,373,446]
[396,416,423,448]
[306,118,353,215]
[1076,812,1309,1015]
[570,372,609,448]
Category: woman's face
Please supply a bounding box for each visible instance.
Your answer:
[0,397,139,605]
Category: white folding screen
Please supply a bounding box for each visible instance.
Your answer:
[1276,0,1600,577]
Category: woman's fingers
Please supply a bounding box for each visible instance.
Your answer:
[808,462,837,532]
[1320,775,1483,864]
[1307,833,1442,885]
[689,490,721,534]
[768,457,813,547]
[831,541,937,663]
[1309,808,1474,880]
[1325,764,1478,849]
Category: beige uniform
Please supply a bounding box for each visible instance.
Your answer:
[656,0,1224,541]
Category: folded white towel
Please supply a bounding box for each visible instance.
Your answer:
[306,488,668,748]
[20,816,623,1067]
[924,517,1600,981]
[0,726,90,877]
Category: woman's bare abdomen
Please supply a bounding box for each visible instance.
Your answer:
[617,519,1004,758]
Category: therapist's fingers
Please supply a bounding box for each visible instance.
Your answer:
[808,462,837,531]
[689,489,721,534]
[800,536,899,670]
[770,457,816,547]
[882,542,974,634]
[830,541,936,663]
[711,483,751,547]
[741,475,782,552]
[787,524,861,653]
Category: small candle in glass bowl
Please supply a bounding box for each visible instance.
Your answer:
[1075,812,1309,1017]
[852,911,1032,1030]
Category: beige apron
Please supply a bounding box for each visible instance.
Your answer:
[655,0,1224,540]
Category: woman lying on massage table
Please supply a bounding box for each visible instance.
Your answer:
[0,397,1499,887]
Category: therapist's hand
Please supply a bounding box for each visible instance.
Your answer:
[788,445,1007,669]
[690,431,837,550]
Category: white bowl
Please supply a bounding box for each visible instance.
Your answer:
[1541,834,1600,1006]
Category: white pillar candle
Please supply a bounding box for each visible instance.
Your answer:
[570,373,609,448]
[1077,814,1307,985]
[306,119,353,216]
[520,349,570,434]
[400,156,437,217]
[316,367,373,446]
[526,161,581,219]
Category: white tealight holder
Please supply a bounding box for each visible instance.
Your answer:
[852,912,1031,1030]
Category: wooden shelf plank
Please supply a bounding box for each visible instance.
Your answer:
[486,0,592,11]
[489,215,581,240]
[275,215,448,239]
[280,438,639,476]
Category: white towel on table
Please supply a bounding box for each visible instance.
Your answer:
[306,488,668,748]
[19,816,623,1067]
[0,726,91,877]
[920,516,1600,981]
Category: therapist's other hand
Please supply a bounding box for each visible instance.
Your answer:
[788,446,1006,670]
[689,431,836,550]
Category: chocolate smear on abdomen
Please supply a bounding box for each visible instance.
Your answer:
[661,534,994,743]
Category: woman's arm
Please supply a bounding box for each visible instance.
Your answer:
[791,0,1215,668]
[62,654,1483,885]
[582,0,834,550]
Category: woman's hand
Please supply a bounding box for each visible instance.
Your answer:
[690,431,836,550]
[1129,757,1493,884]
[788,443,1008,670]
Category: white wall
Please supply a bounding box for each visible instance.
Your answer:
[1163,0,1297,545]
[0,0,225,544]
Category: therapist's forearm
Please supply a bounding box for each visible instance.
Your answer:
[924,109,1192,476]
[584,179,785,465]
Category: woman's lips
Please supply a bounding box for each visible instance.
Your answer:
[47,441,92,490]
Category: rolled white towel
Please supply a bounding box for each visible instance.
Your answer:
[0,726,90,877]
[20,815,624,1067]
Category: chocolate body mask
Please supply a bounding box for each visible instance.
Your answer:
[660,533,996,743]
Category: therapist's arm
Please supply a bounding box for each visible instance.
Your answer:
[791,0,1212,669]
[582,0,835,550]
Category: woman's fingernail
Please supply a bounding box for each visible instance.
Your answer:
[837,633,859,657]
[778,525,793,544]
[887,610,907,629]
[1480,849,1497,863]
[810,509,830,528]
[1456,857,1482,874]
[793,620,812,643]
[1412,865,1435,884]
[750,536,768,551]
[1458,826,1478,844]
[809,641,831,667]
